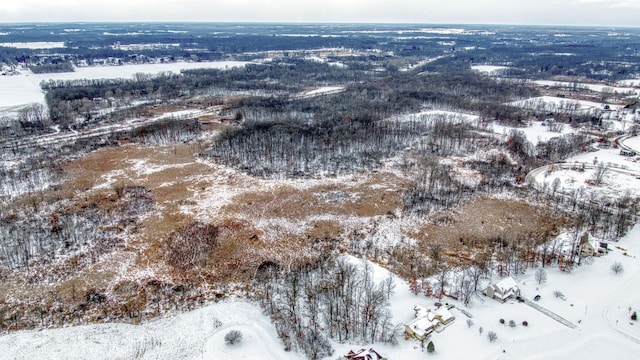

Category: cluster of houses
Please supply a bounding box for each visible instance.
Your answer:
[403,278,524,342]
[400,235,608,349]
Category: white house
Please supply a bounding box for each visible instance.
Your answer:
[404,304,456,340]
[485,276,520,302]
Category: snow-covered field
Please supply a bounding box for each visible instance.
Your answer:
[471,65,510,75]
[0,61,248,115]
[533,80,639,96]
[618,79,640,87]
[0,42,66,49]
[295,86,346,99]
[509,96,618,114]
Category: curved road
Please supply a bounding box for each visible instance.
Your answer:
[526,161,640,192]
[617,134,640,155]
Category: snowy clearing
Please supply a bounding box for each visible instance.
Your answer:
[393,109,480,124]
[489,120,576,146]
[295,86,346,99]
[0,42,66,49]
[399,55,449,72]
[508,96,620,114]
[471,65,510,75]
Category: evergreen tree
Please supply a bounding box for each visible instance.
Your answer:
[427,341,435,353]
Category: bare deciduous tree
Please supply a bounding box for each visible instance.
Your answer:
[534,268,547,285]
[487,331,498,343]
[224,330,243,345]
[611,262,624,274]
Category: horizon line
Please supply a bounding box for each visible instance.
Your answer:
[0,20,638,29]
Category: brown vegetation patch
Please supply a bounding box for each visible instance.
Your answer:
[221,172,406,220]
[387,196,567,279]
[164,222,220,271]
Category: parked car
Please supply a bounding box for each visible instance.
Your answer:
[533,295,541,301]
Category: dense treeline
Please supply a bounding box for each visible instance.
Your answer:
[29,62,74,74]
[129,118,201,146]
[403,158,476,215]
[255,256,398,359]
[0,185,153,270]
[40,55,542,131]
[42,60,363,128]
[208,117,418,178]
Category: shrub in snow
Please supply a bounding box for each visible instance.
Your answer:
[225,330,243,346]
[611,262,624,274]
[466,319,474,328]
[632,311,637,321]
[522,320,528,326]
[427,341,435,353]
[499,318,505,324]
[487,331,498,343]
[478,326,484,336]
[553,290,565,300]
[509,320,516,328]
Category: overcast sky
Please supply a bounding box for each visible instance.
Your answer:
[1,0,639,27]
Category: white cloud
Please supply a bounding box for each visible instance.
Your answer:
[0,0,638,26]
[575,0,640,7]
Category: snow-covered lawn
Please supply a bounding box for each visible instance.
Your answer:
[530,160,640,202]
[333,223,640,359]
[0,300,304,360]
[621,135,640,154]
